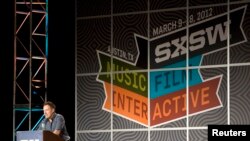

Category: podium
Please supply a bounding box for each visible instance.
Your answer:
[16,130,64,141]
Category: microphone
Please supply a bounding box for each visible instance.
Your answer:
[41,120,45,130]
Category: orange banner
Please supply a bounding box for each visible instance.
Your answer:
[103,82,148,126]
[150,76,222,126]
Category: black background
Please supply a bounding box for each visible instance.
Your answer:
[0,0,75,141]
[208,125,250,141]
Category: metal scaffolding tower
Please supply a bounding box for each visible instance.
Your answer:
[14,0,48,140]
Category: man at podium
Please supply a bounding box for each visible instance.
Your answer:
[38,101,70,141]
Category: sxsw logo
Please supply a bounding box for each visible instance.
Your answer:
[97,6,247,127]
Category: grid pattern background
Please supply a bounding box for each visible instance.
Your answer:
[76,0,250,140]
